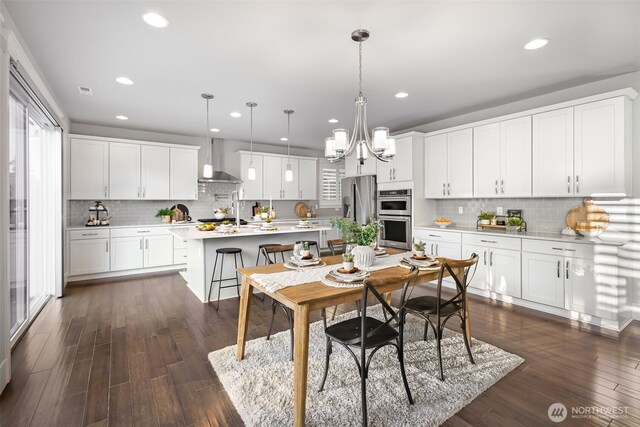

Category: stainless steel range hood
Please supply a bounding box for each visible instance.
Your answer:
[199,137,242,183]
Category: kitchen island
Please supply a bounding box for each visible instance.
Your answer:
[169,225,331,302]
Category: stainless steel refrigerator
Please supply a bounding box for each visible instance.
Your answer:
[341,175,377,224]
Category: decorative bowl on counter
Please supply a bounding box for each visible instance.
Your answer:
[214,212,226,220]
[576,221,603,237]
[434,218,453,228]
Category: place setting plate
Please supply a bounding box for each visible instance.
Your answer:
[326,267,370,283]
[283,256,326,270]
[398,255,440,271]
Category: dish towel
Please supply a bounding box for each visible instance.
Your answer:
[250,253,407,293]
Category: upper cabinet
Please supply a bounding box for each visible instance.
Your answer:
[299,158,318,200]
[474,116,531,197]
[238,152,263,200]
[424,129,473,198]
[377,136,413,183]
[345,155,376,177]
[69,137,109,199]
[68,135,199,201]
[532,107,574,197]
[169,148,198,200]
[574,97,630,196]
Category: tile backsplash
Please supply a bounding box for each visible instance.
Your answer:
[434,197,583,232]
[68,182,339,226]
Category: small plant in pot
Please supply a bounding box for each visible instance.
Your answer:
[506,216,523,232]
[156,208,174,223]
[342,253,355,271]
[330,217,381,268]
[260,206,269,219]
[478,211,495,225]
[301,241,311,257]
[413,240,426,257]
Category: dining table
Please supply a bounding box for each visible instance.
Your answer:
[235,248,470,427]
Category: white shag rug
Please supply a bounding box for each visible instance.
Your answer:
[209,306,524,426]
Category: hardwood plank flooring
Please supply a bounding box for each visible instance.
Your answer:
[0,272,638,426]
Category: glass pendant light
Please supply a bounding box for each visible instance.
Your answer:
[201,93,214,178]
[246,102,257,180]
[284,110,294,182]
[372,127,389,152]
[324,137,337,158]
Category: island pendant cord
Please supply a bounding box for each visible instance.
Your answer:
[202,93,214,178]
[284,109,294,182]
[247,102,257,180]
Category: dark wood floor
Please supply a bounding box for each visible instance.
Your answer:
[1,272,639,427]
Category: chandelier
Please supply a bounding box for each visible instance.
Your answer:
[324,29,396,164]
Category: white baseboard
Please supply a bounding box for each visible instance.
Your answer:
[67,264,185,283]
[0,357,10,394]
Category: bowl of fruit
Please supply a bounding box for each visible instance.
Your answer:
[218,220,232,230]
[575,221,603,237]
[434,218,453,228]
[196,223,216,231]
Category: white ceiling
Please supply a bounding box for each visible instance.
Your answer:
[5,1,640,149]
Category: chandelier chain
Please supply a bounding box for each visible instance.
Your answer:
[205,98,210,162]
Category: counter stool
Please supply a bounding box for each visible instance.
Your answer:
[207,247,245,311]
[296,240,320,257]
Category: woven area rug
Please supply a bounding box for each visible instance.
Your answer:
[209,306,524,426]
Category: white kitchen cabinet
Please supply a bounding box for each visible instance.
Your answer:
[239,152,263,200]
[377,136,413,183]
[345,155,376,177]
[109,142,141,200]
[141,145,170,199]
[424,129,473,198]
[522,252,565,308]
[489,248,521,298]
[299,158,317,199]
[532,107,574,197]
[565,257,616,321]
[110,236,144,271]
[263,155,283,200]
[475,117,531,197]
[462,244,490,291]
[170,148,198,200]
[69,238,110,275]
[281,158,300,200]
[574,97,629,196]
[70,138,109,199]
[144,234,174,268]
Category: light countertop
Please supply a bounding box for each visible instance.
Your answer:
[413,224,626,246]
[169,225,330,240]
[66,221,196,231]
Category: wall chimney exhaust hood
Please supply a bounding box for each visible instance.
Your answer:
[198,137,242,183]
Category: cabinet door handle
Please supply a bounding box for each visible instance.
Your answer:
[576,175,580,193]
[430,243,434,254]
[557,260,560,278]
[140,239,143,250]
[566,260,570,279]
[105,241,109,252]
[483,250,487,266]
[104,186,107,197]
[501,179,504,194]
[489,251,493,266]
[435,244,439,255]
[567,176,571,194]
[143,187,146,198]
[393,168,396,180]
[495,179,498,194]
[145,239,149,250]
[442,183,445,196]
[390,170,392,180]
[447,183,450,196]
[137,187,140,198]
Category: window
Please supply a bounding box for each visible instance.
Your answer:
[320,162,345,207]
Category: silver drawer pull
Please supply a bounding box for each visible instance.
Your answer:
[480,239,498,244]
[137,230,151,233]
[81,233,98,236]
[428,234,441,238]
[551,247,576,252]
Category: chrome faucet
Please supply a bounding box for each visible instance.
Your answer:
[231,190,240,229]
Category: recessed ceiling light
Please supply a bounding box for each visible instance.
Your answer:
[115,76,134,85]
[280,137,288,141]
[328,118,339,124]
[116,115,128,120]
[230,112,242,118]
[524,38,549,50]
[141,12,169,28]
[210,128,220,133]
[395,92,409,98]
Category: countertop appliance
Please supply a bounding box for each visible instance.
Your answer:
[341,175,377,224]
[198,218,248,225]
[378,189,412,250]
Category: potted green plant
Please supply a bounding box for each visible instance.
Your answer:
[330,217,381,268]
[260,205,269,219]
[413,239,426,257]
[478,211,495,225]
[506,216,523,232]
[342,253,355,271]
[156,208,174,223]
[301,241,310,257]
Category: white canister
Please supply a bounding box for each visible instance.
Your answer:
[351,245,376,268]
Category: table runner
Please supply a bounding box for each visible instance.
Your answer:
[250,253,408,293]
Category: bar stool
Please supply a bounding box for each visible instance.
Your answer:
[207,247,245,311]
[256,243,282,266]
[296,240,320,257]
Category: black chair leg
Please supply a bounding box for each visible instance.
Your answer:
[266,300,277,340]
[436,327,445,381]
[361,364,368,427]
[461,320,475,364]
[207,252,219,302]
[397,339,414,405]
[215,254,225,311]
[423,319,429,341]
[318,337,332,392]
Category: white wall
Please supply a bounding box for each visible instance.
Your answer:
[69,122,324,179]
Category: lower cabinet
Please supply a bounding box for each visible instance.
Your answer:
[111,236,144,271]
[69,238,110,275]
[521,252,565,308]
[144,234,174,268]
[462,245,521,297]
[462,245,490,291]
[565,257,616,321]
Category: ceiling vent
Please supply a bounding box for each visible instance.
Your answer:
[77,86,93,95]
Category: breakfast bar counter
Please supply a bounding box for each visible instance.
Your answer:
[169,225,331,302]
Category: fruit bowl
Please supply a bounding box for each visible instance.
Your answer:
[576,222,603,237]
[434,218,453,228]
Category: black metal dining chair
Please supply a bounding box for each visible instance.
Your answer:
[318,268,419,426]
[400,254,479,381]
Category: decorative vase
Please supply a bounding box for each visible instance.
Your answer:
[162,215,171,223]
[351,245,376,268]
[480,219,491,225]
[301,249,311,257]
[214,212,226,220]
[261,212,268,219]
[506,225,520,233]
[342,261,354,271]
[414,250,425,257]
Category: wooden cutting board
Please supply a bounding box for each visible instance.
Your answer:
[565,197,609,230]
[294,202,309,218]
